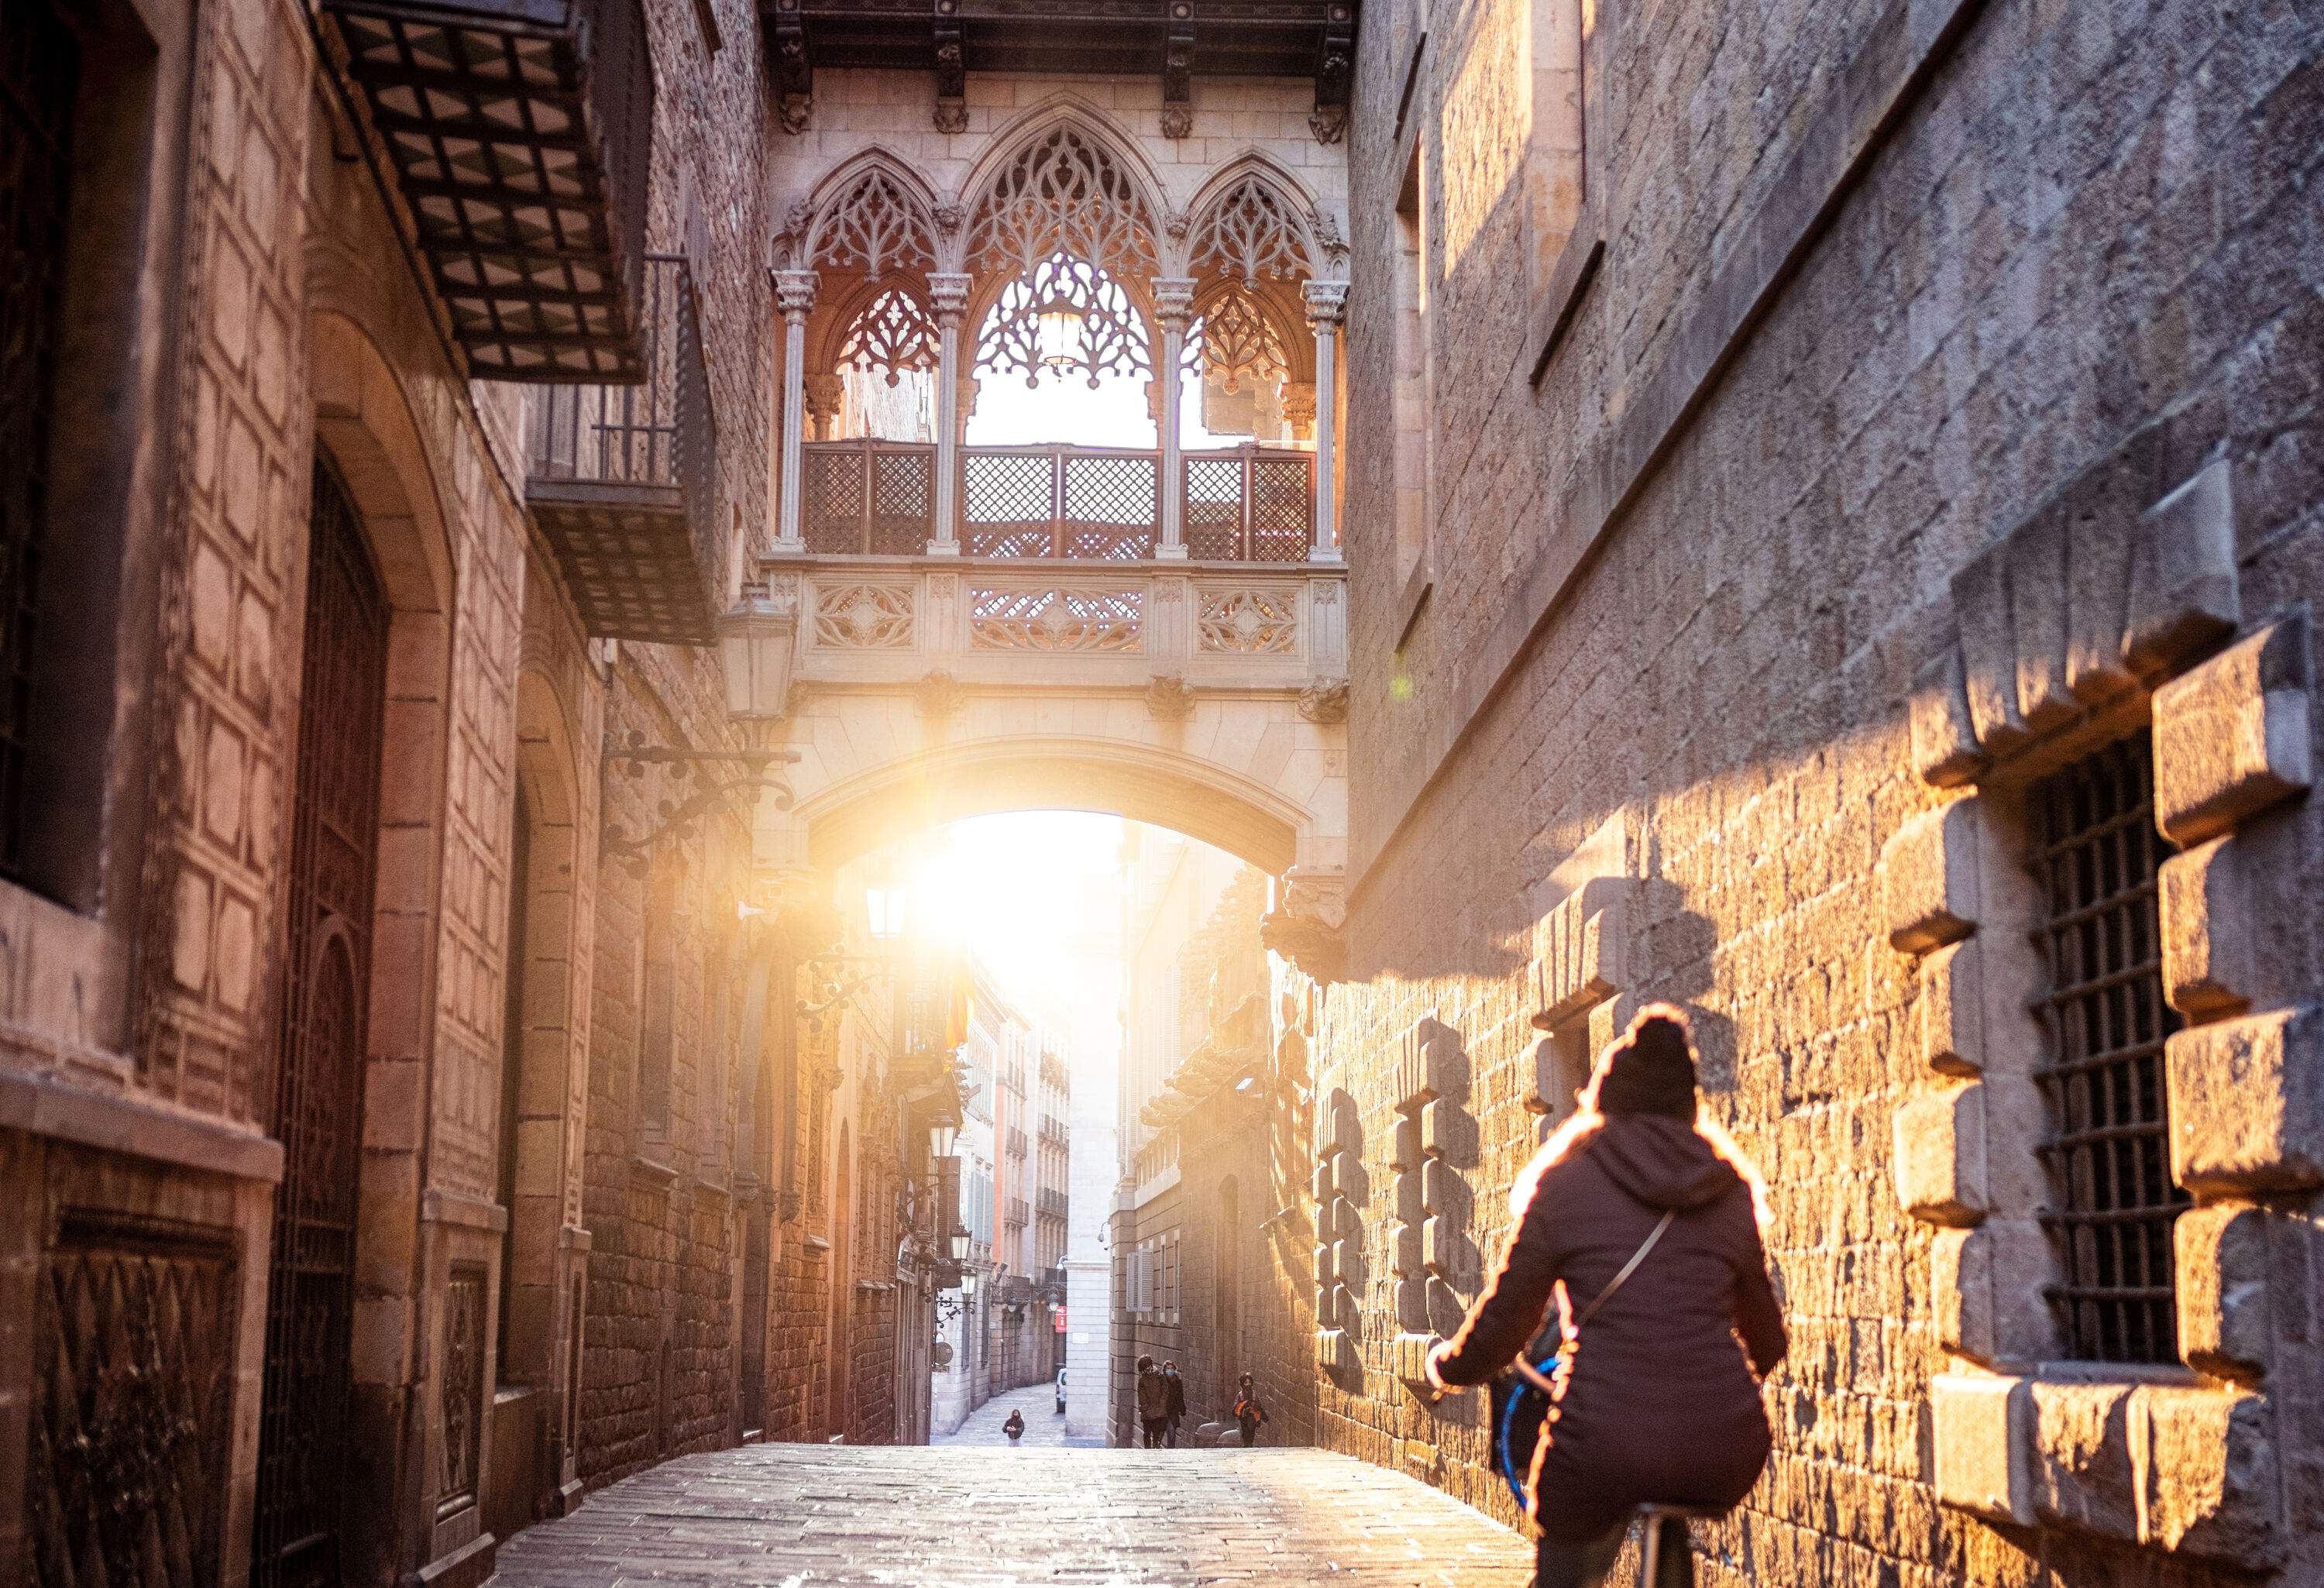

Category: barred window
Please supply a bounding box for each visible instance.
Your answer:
[0,0,80,879]
[2030,732,2186,1364]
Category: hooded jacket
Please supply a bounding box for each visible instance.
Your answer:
[1428,1112,1786,1542]
[1136,1367,1171,1421]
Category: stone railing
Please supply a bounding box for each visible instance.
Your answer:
[782,560,1348,696]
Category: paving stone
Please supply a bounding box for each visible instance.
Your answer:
[489,1441,1532,1586]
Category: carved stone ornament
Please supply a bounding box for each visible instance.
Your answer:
[781,94,813,136]
[1301,278,1349,329]
[774,270,820,320]
[1160,106,1194,139]
[1191,175,1315,287]
[932,201,965,236]
[1261,865,1346,982]
[1308,105,1347,144]
[806,167,937,280]
[1309,205,1349,273]
[1146,672,1197,720]
[1298,677,1349,724]
[916,670,968,719]
[935,99,968,134]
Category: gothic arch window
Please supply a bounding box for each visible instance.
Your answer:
[968,124,1160,280]
[807,165,939,280]
[974,253,1152,390]
[835,287,940,386]
[1188,173,1315,288]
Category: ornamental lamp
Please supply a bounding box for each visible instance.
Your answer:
[928,1116,960,1160]
[717,583,798,720]
[950,1227,972,1263]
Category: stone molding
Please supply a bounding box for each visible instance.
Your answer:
[1882,460,2307,1569]
[1531,877,1633,1032]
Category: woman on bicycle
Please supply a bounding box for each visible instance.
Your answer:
[1425,1004,1786,1587]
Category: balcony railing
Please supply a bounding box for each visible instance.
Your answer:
[1006,1197,1030,1228]
[1037,1188,1068,1219]
[527,254,721,643]
[802,440,1314,562]
[1039,1115,1067,1146]
[1006,1126,1029,1159]
[324,0,653,380]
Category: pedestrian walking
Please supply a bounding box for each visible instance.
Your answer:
[1162,1359,1187,1448]
[1135,1355,1171,1448]
[1423,1005,1786,1588]
[1232,1374,1269,1447]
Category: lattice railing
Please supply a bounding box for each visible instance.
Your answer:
[799,440,1312,561]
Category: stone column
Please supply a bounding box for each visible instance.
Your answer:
[928,273,971,555]
[1153,277,1197,561]
[1303,280,1349,564]
[772,269,819,555]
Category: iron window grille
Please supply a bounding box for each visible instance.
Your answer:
[0,0,78,883]
[2029,730,2187,1365]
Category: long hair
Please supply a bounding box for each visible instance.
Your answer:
[1508,1003,1771,1232]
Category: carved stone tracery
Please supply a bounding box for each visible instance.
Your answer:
[807,167,940,280]
[1185,287,1291,395]
[837,288,940,385]
[1189,173,1315,287]
[970,125,1160,280]
[975,253,1153,389]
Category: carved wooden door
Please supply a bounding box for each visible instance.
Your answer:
[253,455,390,1588]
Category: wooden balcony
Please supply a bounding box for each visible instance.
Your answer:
[528,255,721,643]
[802,440,1315,563]
[322,0,654,380]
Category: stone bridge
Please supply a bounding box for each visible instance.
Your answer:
[754,552,1349,939]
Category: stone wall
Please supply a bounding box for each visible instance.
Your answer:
[1265,0,2324,1581]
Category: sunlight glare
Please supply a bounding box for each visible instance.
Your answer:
[899,811,1126,1019]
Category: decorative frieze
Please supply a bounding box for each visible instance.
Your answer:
[968,586,1143,652]
[1197,586,1300,655]
[811,581,916,650]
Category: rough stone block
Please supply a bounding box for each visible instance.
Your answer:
[2175,1203,2273,1383]
[2125,459,2240,672]
[1893,1083,1988,1227]
[2168,1005,2324,1193]
[1920,938,1985,1076]
[2153,615,2312,844]
[1930,1373,2032,1524]
[2062,455,2144,701]
[1951,544,2030,755]
[2009,506,2076,733]
[2141,1385,2281,1567]
[1932,1218,2052,1366]
[2029,1379,2139,1541]
[1879,801,1982,954]
[1391,1218,1421,1275]
[1910,645,1987,787]
[2159,837,2257,1018]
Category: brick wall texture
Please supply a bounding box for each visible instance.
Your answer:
[1258,0,2324,1582]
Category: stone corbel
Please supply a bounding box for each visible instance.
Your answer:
[1297,676,1347,724]
[1308,2,1352,143]
[932,0,966,132]
[1160,1,1195,138]
[770,0,812,132]
[1261,865,1345,984]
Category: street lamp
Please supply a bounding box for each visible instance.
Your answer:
[867,885,906,941]
[717,580,798,720]
[928,1116,959,1160]
[950,1227,971,1263]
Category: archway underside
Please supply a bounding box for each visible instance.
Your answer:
[798,748,1302,875]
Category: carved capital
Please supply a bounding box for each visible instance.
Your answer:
[774,269,820,319]
[803,373,845,418]
[1302,280,1349,330]
[927,271,973,324]
[1298,676,1348,724]
[1152,277,1198,334]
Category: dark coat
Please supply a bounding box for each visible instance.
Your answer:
[1164,1371,1187,1420]
[1136,1369,1170,1421]
[1431,1114,1786,1542]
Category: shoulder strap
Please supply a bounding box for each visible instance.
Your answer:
[1571,1208,1676,1332]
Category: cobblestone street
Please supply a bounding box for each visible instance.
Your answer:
[933,1382,1088,1447]
[487,1444,1533,1586]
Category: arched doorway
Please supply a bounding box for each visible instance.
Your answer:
[252,450,391,1588]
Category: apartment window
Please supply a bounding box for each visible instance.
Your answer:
[2029,731,2185,1364]
[0,0,77,878]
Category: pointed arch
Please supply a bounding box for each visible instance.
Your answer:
[1183,156,1326,286]
[961,99,1168,280]
[794,149,944,280]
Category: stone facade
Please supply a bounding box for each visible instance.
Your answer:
[1230,0,2324,1583]
[0,0,948,1579]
